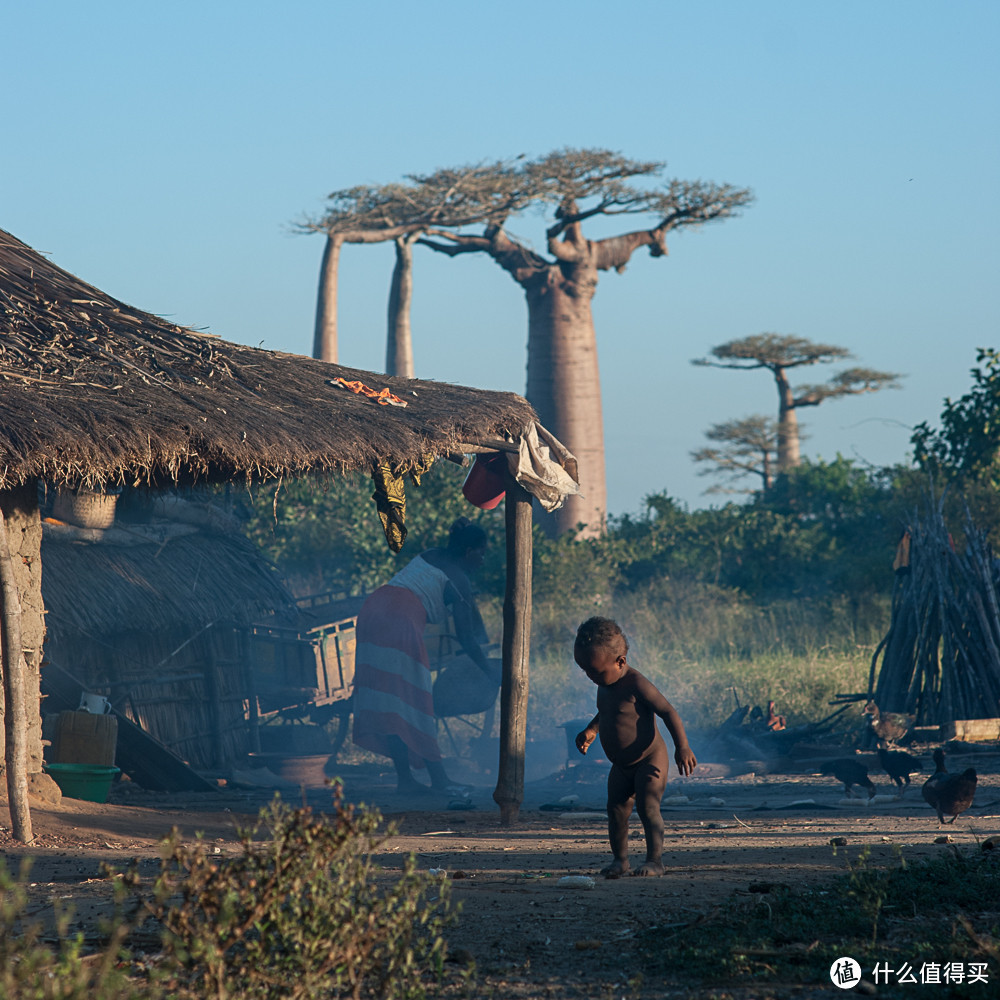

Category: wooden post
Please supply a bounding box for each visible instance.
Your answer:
[0,508,33,843]
[493,478,532,826]
[204,649,225,770]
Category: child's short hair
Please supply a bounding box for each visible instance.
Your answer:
[575,616,628,657]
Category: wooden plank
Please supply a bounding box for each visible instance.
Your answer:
[493,478,532,826]
[940,718,1000,742]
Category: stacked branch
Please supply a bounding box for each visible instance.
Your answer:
[870,495,1000,725]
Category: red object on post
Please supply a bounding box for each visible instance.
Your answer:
[462,453,507,510]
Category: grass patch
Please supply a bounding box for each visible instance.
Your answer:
[516,583,875,734]
[633,846,1000,997]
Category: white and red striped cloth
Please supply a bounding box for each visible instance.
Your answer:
[352,556,452,767]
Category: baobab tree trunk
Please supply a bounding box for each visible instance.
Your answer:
[386,234,417,377]
[525,266,607,537]
[312,234,342,363]
[775,368,802,472]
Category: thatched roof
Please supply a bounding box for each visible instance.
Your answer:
[0,229,537,491]
[41,527,296,638]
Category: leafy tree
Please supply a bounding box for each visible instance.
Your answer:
[691,415,780,494]
[692,334,901,473]
[241,462,507,598]
[298,164,528,370]
[912,347,1000,488]
[410,148,752,536]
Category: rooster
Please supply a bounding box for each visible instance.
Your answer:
[863,701,915,745]
[765,700,786,732]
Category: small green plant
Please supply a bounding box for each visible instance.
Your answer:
[842,845,903,946]
[0,859,137,999]
[142,783,450,1000]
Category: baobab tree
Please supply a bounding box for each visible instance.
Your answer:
[298,164,528,372]
[414,149,753,535]
[692,415,780,494]
[692,334,902,474]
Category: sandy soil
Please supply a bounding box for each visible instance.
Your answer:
[2,743,999,999]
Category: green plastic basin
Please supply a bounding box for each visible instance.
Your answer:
[43,763,120,803]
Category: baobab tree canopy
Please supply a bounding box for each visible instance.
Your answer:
[693,334,902,474]
[409,149,753,535]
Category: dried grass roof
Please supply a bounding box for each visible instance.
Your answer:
[41,528,296,638]
[0,229,536,490]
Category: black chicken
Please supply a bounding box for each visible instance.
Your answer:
[921,748,948,808]
[876,747,922,789]
[820,758,876,799]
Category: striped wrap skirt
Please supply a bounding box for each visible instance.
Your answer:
[351,584,441,767]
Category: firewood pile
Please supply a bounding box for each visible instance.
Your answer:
[869,499,1000,726]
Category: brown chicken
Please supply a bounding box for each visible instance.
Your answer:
[820,758,876,799]
[863,701,915,745]
[876,747,922,788]
[933,767,978,824]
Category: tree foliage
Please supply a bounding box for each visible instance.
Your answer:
[691,415,780,494]
[912,347,1000,488]
[240,462,507,598]
[243,457,926,630]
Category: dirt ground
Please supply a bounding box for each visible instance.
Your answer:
[2,741,999,999]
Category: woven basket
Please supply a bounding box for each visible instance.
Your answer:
[53,489,119,529]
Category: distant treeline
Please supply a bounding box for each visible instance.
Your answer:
[239,456,1000,626]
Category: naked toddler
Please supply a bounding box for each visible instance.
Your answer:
[574,616,697,877]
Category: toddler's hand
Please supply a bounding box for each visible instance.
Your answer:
[674,745,698,776]
[575,730,595,755]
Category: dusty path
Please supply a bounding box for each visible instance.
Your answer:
[2,748,998,999]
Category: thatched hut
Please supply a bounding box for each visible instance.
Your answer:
[40,491,299,772]
[1,227,573,839]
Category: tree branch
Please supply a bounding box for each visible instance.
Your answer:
[592,227,669,272]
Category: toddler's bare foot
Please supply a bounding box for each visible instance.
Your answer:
[634,861,664,877]
[600,859,631,879]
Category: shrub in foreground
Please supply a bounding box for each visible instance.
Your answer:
[0,787,451,1000]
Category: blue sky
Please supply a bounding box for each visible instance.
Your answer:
[5,1,998,516]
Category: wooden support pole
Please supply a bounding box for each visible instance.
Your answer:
[493,478,532,826]
[0,509,33,844]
